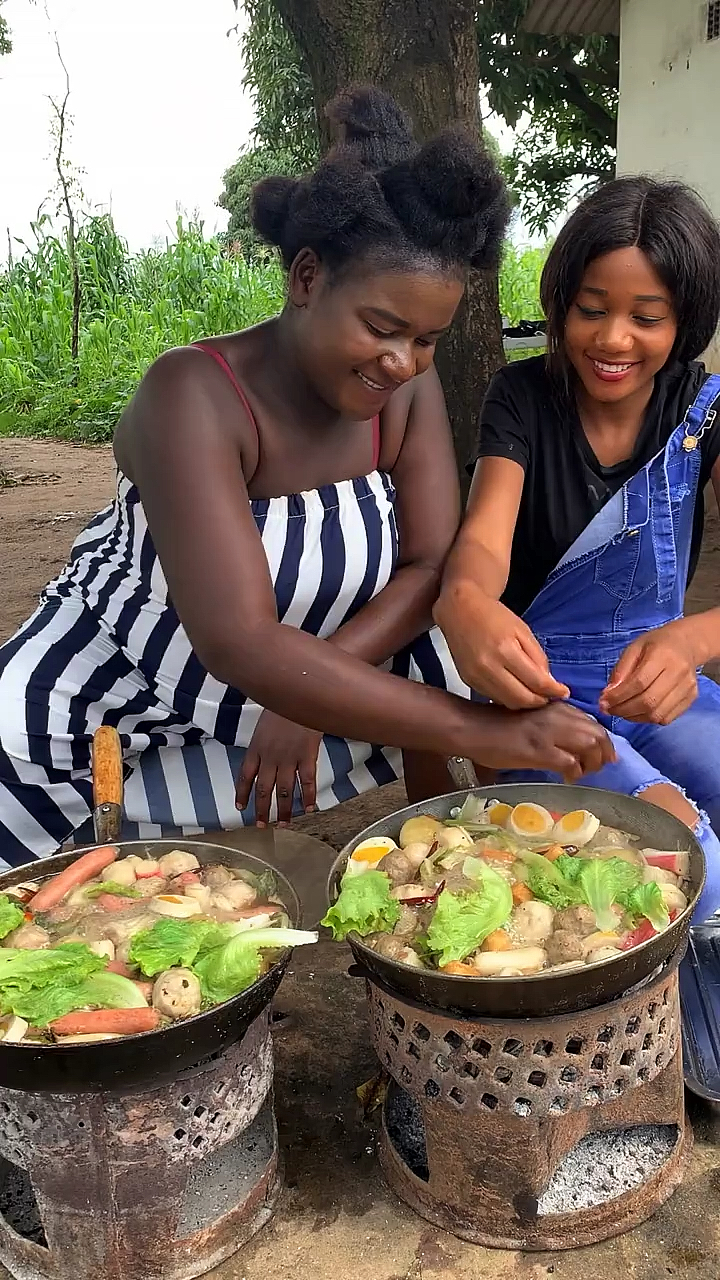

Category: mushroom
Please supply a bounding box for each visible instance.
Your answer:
[554,905,597,938]
[511,900,555,944]
[368,934,410,960]
[152,968,202,1019]
[183,883,213,912]
[134,876,169,898]
[376,850,415,887]
[401,842,432,870]
[212,880,256,910]
[392,905,420,942]
[434,826,474,852]
[473,946,546,976]
[546,930,586,965]
[3,923,50,950]
[157,850,200,878]
[89,940,116,961]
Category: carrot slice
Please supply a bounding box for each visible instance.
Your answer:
[441,961,478,976]
[512,882,534,905]
[481,929,512,952]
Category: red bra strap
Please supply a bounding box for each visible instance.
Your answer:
[372,415,381,470]
[192,343,258,430]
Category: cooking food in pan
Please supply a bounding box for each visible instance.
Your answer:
[322,795,689,977]
[0,845,317,1044]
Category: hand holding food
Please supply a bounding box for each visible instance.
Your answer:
[322,795,690,978]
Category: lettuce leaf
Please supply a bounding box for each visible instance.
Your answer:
[85,881,141,900]
[321,871,400,941]
[78,971,148,1009]
[0,896,25,940]
[0,942,107,1025]
[128,918,220,976]
[517,851,584,910]
[626,882,670,933]
[426,864,512,966]
[579,858,642,931]
[191,927,316,1004]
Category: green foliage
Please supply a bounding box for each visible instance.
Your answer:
[218,144,304,256]
[476,0,618,232]
[0,214,285,442]
[0,1,11,57]
[0,214,547,443]
[239,0,318,165]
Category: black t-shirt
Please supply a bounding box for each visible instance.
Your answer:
[471,356,720,616]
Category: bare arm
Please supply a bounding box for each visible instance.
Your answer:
[434,456,569,707]
[329,365,461,664]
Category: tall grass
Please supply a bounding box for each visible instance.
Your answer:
[0,216,545,443]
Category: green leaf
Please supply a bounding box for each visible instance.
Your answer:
[626,883,670,934]
[192,936,264,1005]
[516,850,584,910]
[321,871,401,941]
[85,881,141,899]
[0,943,106,1025]
[0,895,25,940]
[578,858,641,932]
[78,971,148,1009]
[426,866,512,967]
[128,919,219,977]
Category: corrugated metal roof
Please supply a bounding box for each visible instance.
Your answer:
[522,0,620,34]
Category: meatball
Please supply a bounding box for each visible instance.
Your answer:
[376,850,415,888]
[367,933,408,960]
[157,850,200,878]
[554,905,597,938]
[511,901,555,944]
[213,880,256,910]
[152,968,202,1019]
[392,904,420,942]
[134,876,168,898]
[3,923,50,950]
[202,865,234,889]
[546,930,585,965]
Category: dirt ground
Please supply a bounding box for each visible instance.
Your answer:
[2,440,720,1280]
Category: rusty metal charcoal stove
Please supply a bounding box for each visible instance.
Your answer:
[330,777,705,1251]
[0,729,298,1280]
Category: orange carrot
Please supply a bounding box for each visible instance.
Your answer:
[481,929,512,952]
[30,846,118,912]
[543,844,564,862]
[50,1008,160,1037]
[480,847,515,863]
[441,961,478,976]
[512,882,534,905]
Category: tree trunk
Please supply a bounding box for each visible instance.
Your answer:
[272,0,505,486]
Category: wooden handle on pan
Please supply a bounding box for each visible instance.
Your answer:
[92,726,123,844]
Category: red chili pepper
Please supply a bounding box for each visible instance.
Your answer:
[621,918,657,950]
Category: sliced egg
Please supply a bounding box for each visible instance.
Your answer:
[488,802,513,828]
[552,809,600,847]
[346,836,398,876]
[507,803,554,840]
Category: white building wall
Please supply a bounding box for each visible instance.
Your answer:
[617,0,720,367]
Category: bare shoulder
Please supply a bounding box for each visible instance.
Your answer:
[379,365,448,466]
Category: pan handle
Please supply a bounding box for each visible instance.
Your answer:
[92,726,123,845]
[446,757,480,790]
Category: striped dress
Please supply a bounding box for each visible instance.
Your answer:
[0,354,468,868]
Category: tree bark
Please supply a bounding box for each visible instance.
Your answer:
[272,0,504,486]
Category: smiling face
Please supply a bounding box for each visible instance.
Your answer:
[288,250,464,417]
[564,247,678,406]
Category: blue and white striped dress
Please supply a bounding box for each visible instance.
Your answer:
[0,461,468,867]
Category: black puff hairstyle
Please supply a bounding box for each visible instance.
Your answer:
[250,85,510,278]
[541,176,720,380]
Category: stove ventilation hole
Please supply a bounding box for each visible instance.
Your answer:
[565,1036,584,1055]
[412,1021,430,1042]
[549,1096,569,1114]
[596,1026,614,1044]
[502,1038,523,1058]
[406,1042,421,1061]
[480,1092,499,1111]
[448,1087,465,1108]
[559,1066,577,1083]
[591,1053,606,1072]
[384,1082,429,1182]
[658,1017,667,1035]
[494,1066,513,1085]
[388,1031,400,1049]
[462,1061,480,1080]
[655,1052,665,1069]
[662,986,669,1005]
[472,1038,492,1059]
[625,1017,640,1036]
[175,1128,187,1143]
[513,1097,532,1116]
[423,1078,441,1100]
[434,1053,450,1073]
[642,1033,654,1051]
[638,1067,650,1082]
[584,1085,603,1106]
[533,1039,554,1057]
[0,1155,48,1249]
[536,1124,678,1216]
[443,1030,463,1052]
[527,1070,546,1088]
[620,1049,636,1067]
[181,1095,192,1108]
[391,1012,405,1032]
[610,1078,626,1097]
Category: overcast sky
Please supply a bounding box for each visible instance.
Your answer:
[0,0,255,258]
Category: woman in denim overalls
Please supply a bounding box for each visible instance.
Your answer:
[437,177,720,921]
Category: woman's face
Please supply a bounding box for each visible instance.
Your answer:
[564,247,678,405]
[289,254,464,417]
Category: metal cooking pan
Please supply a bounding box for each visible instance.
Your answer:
[0,730,301,1093]
[327,783,705,1018]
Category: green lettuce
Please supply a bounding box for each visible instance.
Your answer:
[77,970,148,1009]
[85,881,141,900]
[192,927,317,1004]
[626,882,670,933]
[321,871,401,941]
[426,864,512,966]
[128,918,221,976]
[0,896,25,940]
[516,851,584,910]
[0,942,107,1025]
[578,858,642,931]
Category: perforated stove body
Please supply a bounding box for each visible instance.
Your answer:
[0,1011,280,1280]
[366,950,692,1250]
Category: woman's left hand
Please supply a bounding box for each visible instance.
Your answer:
[235,711,322,826]
[600,619,701,724]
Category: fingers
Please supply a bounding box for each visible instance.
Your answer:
[252,760,279,827]
[501,640,570,703]
[516,631,571,700]
[236,748,260,813]
[604,639,645,695]
[274,764,298,826]
[298,750,318,814]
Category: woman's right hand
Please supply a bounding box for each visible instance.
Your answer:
[435,589,569,709]
[460,700,616,783]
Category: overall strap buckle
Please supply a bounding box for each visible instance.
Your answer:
[681,374,720,450]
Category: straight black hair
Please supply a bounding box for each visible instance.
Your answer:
[540,176,720,386]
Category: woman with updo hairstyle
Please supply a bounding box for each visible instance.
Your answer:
[0,86,613,857]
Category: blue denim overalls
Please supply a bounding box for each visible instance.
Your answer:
[502,375,720,921]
